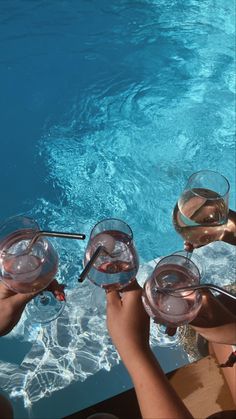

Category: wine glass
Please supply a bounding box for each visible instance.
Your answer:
[142,253,202,347]
[0,215,65,324]
[172,250,205,280]
[172,170,230,248]
[81,218,139,309]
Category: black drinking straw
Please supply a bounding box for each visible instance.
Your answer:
[157,284,236,300]
[25,230,86,254]
[78,245,104,283]
[32,230,86,242]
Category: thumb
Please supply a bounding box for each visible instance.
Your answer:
[165,326,177,336]
[10,292,35,309]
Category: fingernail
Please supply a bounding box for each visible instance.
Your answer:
[57,294,66,302]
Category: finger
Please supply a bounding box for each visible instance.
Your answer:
[47,279,65,292]
[184,241,206,250]
[121,279,141,292]
[9,291,36,309]
[106,290,121,309]
[184,242,194,252]
[165,326,177,336]
[47,279,66,301]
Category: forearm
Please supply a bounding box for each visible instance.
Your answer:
[0,294,32,336]
[190,291,236,345]
[0,394,13,419]
[191,323,236,345]
[0,303,25,336]
[124,349,193,419]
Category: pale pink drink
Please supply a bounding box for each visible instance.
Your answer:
[172,170,229,247]
[142,254,202,347]
[0,216,64,324]
[0,230,58,294]
[173,188,228,246]
[142,254,202,330]
[84,219,139,291]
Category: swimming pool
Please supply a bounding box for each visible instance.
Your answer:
[0,0,235,417]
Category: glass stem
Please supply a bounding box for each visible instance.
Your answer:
[39,292,49,305]
[186,249,193,260]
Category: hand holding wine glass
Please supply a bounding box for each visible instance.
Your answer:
[0,216,62,326]
[173,170,230,249]
[0,215,85,324]
[106,282,150,366]
[0,279,65,336]
[78,218,139,314]
[106,285,193,419]
[142,254,203,347]
[184,208,236,251]
[79,218,139,291]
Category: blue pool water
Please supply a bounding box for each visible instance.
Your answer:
[0,0,235,417]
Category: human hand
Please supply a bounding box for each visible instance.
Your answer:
[106,285,194,419]
[184,208,236,251]
[0,279,65,336]
[106,282,150,368]
[190,290,236,345]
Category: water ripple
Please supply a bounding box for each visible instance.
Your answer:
[0,0,235,413]
[0,242,235,408]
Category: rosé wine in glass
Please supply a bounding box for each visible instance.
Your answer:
[143,263,202,327]
[172,170,229,247]
[0,230,58,294]
[0,216,64,323]
[142,254,202,347]
[173,188,228,246]
[84,219,139,291]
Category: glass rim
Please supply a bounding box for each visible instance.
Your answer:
[0,214,40,232]
[90,217,133,240]
[187,169,230,198]
[154,254,200,297]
